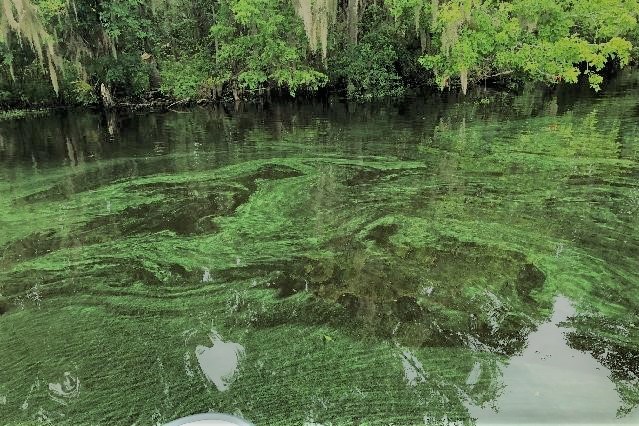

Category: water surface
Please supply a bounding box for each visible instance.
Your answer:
[1,72,639,425]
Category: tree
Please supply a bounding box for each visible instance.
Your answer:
[419,0,636,93]
[208,0,327,99]
[1,0,638,104]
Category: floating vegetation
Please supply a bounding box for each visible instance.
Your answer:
[0,79,639,424]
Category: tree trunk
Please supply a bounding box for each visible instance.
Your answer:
[419,28,430,53]
[347,0,358,45]
[100,83,115,109]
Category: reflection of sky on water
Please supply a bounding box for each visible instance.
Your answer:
[195,330,245,392]
[468,297,639,424]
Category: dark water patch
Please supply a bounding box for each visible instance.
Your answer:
[253,257,340,298]
[1,230,62,263]
[364,223,400,246]
[77,164,304,239]
[337,292,361,314]
[81,187,239,238]
[566,174,639,189]
[0,297,8,315]
[88,257,201,287]
[392,296,424,322]
[269,270,308,298]
[113,198,220,236]
[516,263,546,299]
[237,163,305,192]
[15,160,156,204]
[344,167,391,186]
[13,154,237,205]
[231,233,547,354]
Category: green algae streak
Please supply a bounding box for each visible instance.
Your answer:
[1,72,639,425]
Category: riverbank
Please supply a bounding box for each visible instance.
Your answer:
[1,63,636,121]
[0,109,51,121]
[0,77,581,117]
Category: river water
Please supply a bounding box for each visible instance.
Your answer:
[1,71,639,425]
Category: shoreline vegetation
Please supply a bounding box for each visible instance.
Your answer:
[1,0,639,111]
[0,109,51,121]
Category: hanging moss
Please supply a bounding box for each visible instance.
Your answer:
[0,0,62,93]
[292,0,337,62]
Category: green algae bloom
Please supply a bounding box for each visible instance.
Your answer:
[1,72,639,425]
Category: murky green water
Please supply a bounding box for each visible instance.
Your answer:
[1,72,639,425]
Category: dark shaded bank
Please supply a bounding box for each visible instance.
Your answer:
[1,67,629,120]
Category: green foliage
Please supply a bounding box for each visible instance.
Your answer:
[571,0,638,41]
[160,55,215,99]
[0,108,48,120]
[91,53,151,96]
[68,79,98,105]
[329,3,406,99]
[337,33,405,99]
[496,36,633,90]
[99,0,154,41]
[419,0,637,93]
[210,0,327,97]
[0,0,638,105]
[272,68,328,96]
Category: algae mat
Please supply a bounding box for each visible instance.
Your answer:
[1,75,639,425]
